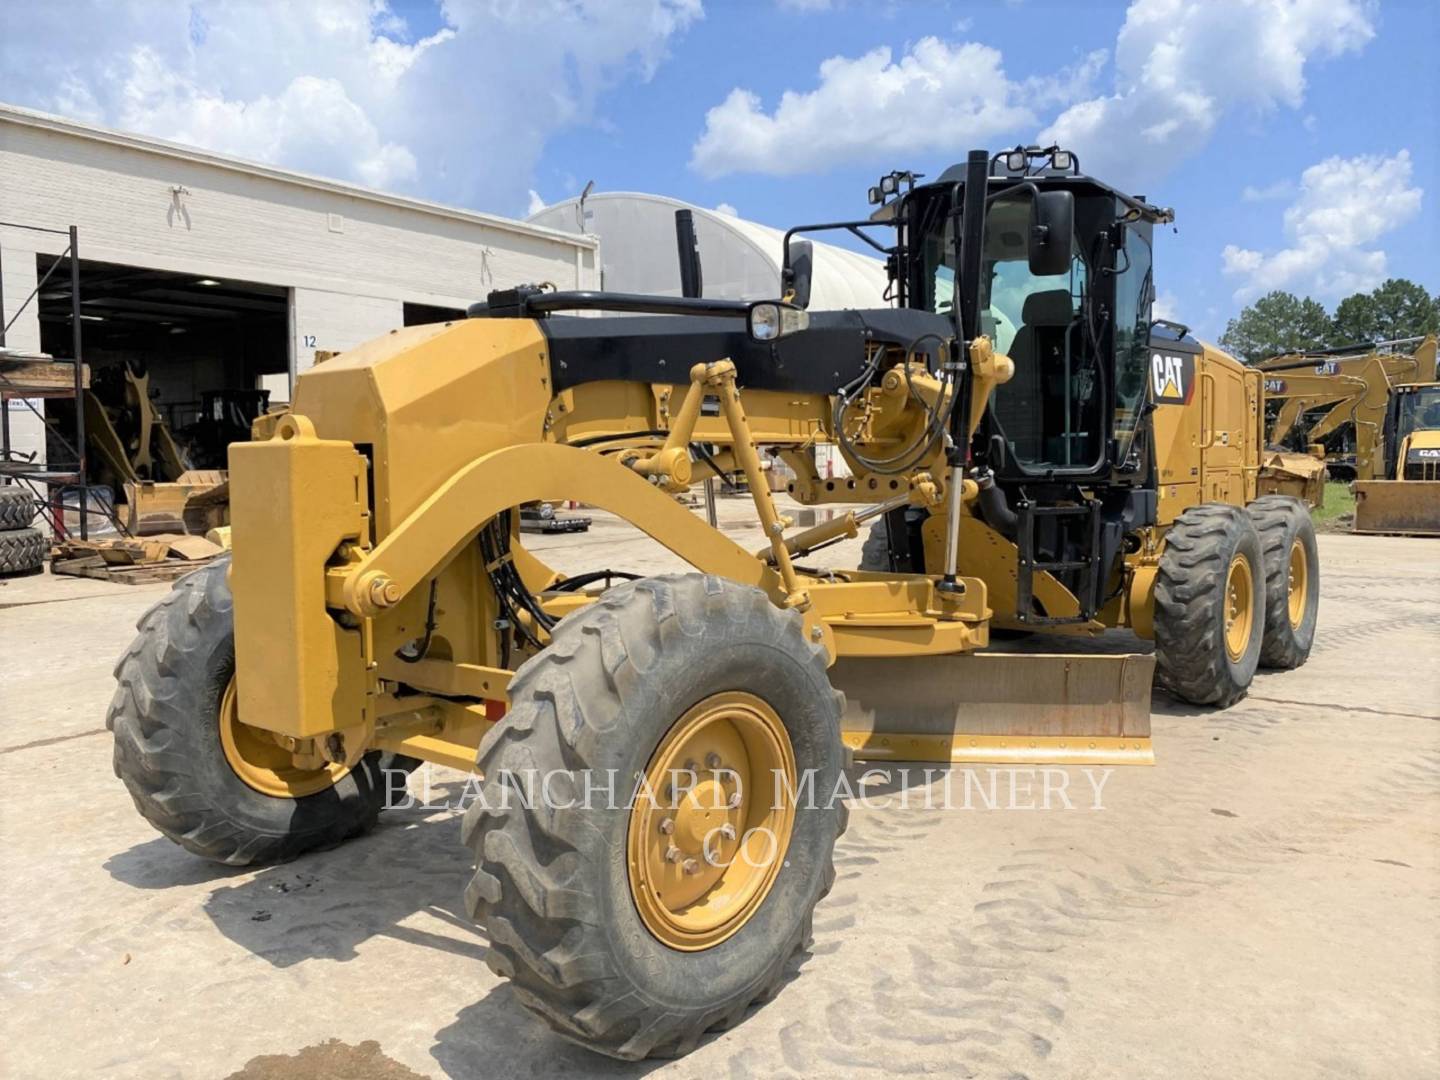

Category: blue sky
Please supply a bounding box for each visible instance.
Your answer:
[3,1,1435,340]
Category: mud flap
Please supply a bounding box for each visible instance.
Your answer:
[831,652,1155,765]
[1352,480,1440,536]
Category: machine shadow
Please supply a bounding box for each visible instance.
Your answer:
[429,946,812,1079]
[105,777,486,969]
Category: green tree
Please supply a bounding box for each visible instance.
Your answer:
[1331,278,1439,345]
[1219,291,1333,363]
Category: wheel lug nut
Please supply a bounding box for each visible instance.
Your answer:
[705,752,722,769]
[718,823,737,841]
[664,844,682,863]
[727,792,742,809]
[658,817,675,835]
[682,858,700,875]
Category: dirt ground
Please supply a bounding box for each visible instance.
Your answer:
[2,499,1437,1079]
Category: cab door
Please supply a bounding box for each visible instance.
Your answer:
[1198,355,1257,505]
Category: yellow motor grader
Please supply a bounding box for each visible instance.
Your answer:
[108,146,1319,1059]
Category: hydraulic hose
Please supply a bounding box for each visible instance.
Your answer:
[975,468,1017,536]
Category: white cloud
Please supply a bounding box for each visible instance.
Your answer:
[1241,179,1295,202]
[0,0,701,214]
[526,189,547,216]
[713,201,739,217]
[1152,289,1181,322]
[692,1,1370,184]
[1042,0,1374,186]
[690,37,1105,177]
[1221,150,1422,301]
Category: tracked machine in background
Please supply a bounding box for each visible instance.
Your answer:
[1258,335,1436,481]
[1256,336,1439,534]
[109,145,1319,1060]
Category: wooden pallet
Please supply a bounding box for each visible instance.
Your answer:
[51,554,215,585]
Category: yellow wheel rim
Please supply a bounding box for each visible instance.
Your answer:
[627,691,797,952]
[218,679,348,799]
[1286,539,1308,630]
[1223,554,1255,662]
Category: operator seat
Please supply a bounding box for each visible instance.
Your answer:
[996,289,1075,464]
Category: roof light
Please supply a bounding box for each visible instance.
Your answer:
[195,278,221,287]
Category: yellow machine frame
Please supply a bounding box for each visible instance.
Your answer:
[229,318,1154,775]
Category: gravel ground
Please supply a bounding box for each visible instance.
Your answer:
[1,504,1436,1079]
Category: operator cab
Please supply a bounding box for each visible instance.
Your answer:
[1383,382,1440,480]
[900,148,1165,483]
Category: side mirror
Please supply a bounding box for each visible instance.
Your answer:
[1029,190,1074,277]
[782,238,814,309]
[748,301,810,342]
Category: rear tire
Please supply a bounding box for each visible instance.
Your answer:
[108,561,403,866]
[0,486,37,530]
[1154,504,1265,707]
[1247,495,1319,669]
[462,573,846,1060]
[0,526,45,574]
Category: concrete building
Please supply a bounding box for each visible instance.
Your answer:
[0,103,599,470]
[527,191,889,309]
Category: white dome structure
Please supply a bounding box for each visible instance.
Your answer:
[527,192,890,311]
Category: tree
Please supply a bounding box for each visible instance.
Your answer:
[1330,292,1380,345]
[1331,279,1439,345]
[1219,291,1333,363]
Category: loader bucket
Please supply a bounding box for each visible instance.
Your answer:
[831,652,1155,766]
[1352,480,1440,536]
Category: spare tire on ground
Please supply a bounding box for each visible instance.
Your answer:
[0,486,37,530]
[0,527,45,575]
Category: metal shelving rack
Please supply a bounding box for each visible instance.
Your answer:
[0,221,104,540]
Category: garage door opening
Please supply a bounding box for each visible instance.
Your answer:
[37,258,288,478]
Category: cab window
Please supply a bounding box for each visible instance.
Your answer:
[980,194,1094,470]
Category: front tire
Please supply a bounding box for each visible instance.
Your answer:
[1154,504,1266,707]
[108,562,406,866]
[462,574,846,1060]
[1247,495,1319,669]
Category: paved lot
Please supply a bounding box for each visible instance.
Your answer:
[2,505,1437,1079]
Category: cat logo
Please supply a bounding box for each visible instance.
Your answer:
[1264,378,1287,395]
[1150,352,1194,405]
[1417,448,1440,460]
[1313,360,1340,375]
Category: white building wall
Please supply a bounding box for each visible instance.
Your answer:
[0,233,47,467]
[0,105,600,380]
[292,289,405,374]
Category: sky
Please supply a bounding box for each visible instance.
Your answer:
[2,0,1436,340]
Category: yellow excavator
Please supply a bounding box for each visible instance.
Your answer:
[1258,335,1436,481]
[108,146,1320,1059]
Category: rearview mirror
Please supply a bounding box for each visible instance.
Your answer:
[1029,190,1074,277]
[782,239,814,309]
[748,301,810,342]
